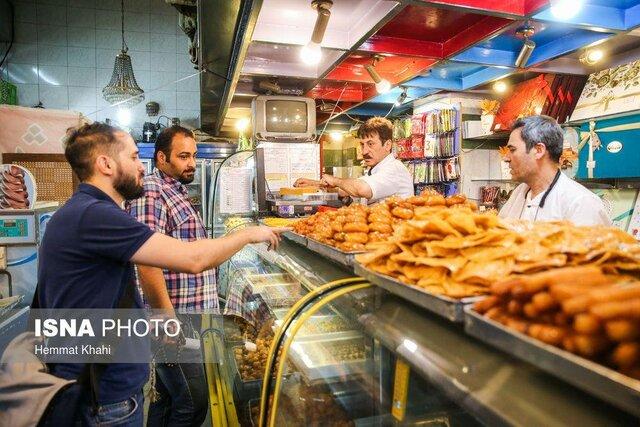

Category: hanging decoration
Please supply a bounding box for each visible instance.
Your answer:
[102,0,144,107]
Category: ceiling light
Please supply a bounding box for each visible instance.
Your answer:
[580,49,604,65]
[366,55,392,94]
[395,87,408,106]
[515,24,536,68]
[330,131,343,141]
[236,118,250,132]
[550,0,582,19]
[493,81,508,94]
[102,0,144,107]
[301,41,322,65]
[300,0,332,65]
[116,108,132,127]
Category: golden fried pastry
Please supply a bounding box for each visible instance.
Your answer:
[345,232,368,244]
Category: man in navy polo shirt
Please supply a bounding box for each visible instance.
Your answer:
[38,123,284,426]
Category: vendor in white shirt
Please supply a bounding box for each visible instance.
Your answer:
[294,117,414,204]
[499,115,611,226]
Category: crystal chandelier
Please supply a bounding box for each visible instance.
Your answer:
[102,0,144,107]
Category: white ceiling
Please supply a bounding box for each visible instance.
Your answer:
[251,0,399,49]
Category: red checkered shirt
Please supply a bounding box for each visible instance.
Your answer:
[126,169,219,313]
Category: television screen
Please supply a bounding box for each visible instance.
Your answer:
[265,100,308,133]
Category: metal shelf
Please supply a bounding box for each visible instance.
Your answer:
[463,132,510,142]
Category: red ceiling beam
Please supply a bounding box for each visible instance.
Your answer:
[443,15,513,57]
[419,0,526,16]
[524,0,549,15]
[359,35,444,58]
[325,56,437,85]
[307,82,377,103]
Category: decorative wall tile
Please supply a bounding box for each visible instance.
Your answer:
[6,0,200,130]
[67,26,95,48]
[67,47,96,68]
[129,50,151,71]
[15,84,39,107]
[14,3,37,24]
[67,7,96,28]
[95,10,120,31]
[39,85,69,109]
[126,32,150,52]
[150,14,176,34]
[37,4,67,26]
[149,70,176,92]
[150,33,175,53]
[7,63,39,85]
[38,46,68,66]
[36,0,67,7]
[125,12,149,33]
[149,90,176,111]
[149,0,175,16]
[68,67,96,87]
[176,91,199,110]
[150,52,176,72]
[96,48,119,69]
[95,29,122,49]
[68,0,95,8]
[176,73,199,92]
[95,0,120,11]
[8,43,38,64]
[69,85,97,107]
[38,65,68,86]
[15,23,38,44]
[37,24,68,46]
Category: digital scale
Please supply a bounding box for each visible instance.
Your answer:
[266,195,342,218]
[0,202,58,302]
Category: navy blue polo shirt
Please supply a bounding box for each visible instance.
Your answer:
[38,183,155,404]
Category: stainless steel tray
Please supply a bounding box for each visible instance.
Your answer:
[354,264,479,322]
[288,337,371,383]
[464,305,640,417]
[273,314,360,342]
[283,231,307,247]
[306,238,362,268]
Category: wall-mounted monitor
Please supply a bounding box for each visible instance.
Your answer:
[252,96,316,142]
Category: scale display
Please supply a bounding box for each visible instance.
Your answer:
[0,219,28,238]
[0,214,36,244]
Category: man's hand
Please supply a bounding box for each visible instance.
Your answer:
[242,226,290,250]
[293,178,320,188]
[321,174,339,187]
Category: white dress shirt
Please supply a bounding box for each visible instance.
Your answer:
[499,172,611,226]
[358,153,414,204]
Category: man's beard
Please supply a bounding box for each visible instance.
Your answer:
[114,166,144,200]
[177,172,195,184]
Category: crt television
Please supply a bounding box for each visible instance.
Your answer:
[252,95,316,142]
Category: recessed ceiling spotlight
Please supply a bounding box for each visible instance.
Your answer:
[550,0,583,19]
[580,49,604,65]
[300,0,332,66]
[365,55,392,94]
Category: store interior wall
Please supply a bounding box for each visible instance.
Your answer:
[0,0,201,138]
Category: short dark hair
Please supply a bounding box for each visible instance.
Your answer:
[357,117,393,146]
[64,122,124,181]
[154,126,195,162]
[512,115,563,163]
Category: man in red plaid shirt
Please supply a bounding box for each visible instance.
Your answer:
[127,126,213,426]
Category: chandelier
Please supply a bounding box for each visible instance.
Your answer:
[102,0,144,107]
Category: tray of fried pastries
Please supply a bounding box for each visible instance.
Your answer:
[354,263,478,322]
[282,230,307,247]
[465,265,640,417]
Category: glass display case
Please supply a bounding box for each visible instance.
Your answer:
[206,232,638,427]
